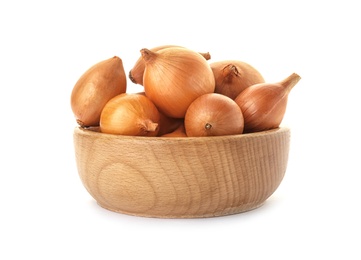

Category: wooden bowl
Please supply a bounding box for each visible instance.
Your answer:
[73,127,290,218]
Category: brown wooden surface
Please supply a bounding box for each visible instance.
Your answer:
[73,127,290,218]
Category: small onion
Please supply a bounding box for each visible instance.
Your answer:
[141,47,215,118]
[235,72,301,133]
[100,93,160,136]
[157,113,184,137]
[210,60,264,100]
[71,56,127,127]
[184,93,244,137]
[129,45,211,85]
[161,123,187,137]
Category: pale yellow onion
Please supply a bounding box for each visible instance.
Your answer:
[141,47,215,118]
[100,93,160,136]
[184,93,244,137]
[235,72,301,133]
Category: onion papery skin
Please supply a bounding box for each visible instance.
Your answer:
[141,47,216,118]
[71,56,127,127]
[235,73,301,133]
[210,60,265,100]
[184,93,244,137]
[100,93,160,136]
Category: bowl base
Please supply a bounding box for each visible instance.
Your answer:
[96,201,266,219]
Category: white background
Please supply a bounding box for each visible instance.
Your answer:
[1,0,360,259]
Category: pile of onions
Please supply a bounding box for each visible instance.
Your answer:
[70,45,301,137]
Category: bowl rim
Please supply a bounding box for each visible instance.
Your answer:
[74,126,290,143]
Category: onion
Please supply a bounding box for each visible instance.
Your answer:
[184,93,244,137]
[161,123,187,137]
[131,91,183,136]
[235,73,301,133]
[100,93,160,136]
[157,113,184,137]
[71,56,127,127]
[129,45,211,85]
[210,60,264,100]
[141,47,215,118]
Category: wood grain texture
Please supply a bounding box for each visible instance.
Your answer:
[73,127,290,218]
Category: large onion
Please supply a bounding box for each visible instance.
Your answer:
[129,45,211,85]
[141,47,215,118]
